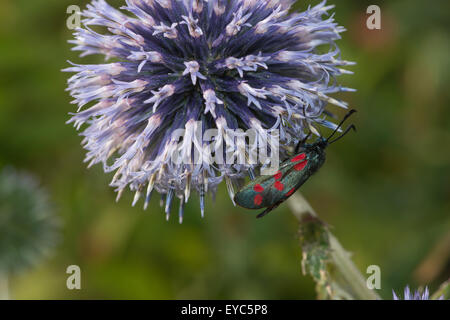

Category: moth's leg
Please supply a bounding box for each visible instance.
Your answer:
[295,133,311,153]
[257,201,282,219]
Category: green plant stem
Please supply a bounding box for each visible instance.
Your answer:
[0,273,9,300]
[431,279,450,300]
[287,192,381,300]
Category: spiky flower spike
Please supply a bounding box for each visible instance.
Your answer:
[64,0,353,221]
[393,286,437,300]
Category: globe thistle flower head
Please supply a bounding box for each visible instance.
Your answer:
[64,0,354,221]
[392,286,442,300]
[0,168,59,274]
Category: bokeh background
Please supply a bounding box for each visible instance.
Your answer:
[0,0,449,299]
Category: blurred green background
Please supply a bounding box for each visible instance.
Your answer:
[0,0,449,299]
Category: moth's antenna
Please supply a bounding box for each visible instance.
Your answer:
[329,124,357,144]
[327,109,357,142]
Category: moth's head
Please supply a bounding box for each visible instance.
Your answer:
[317,137,329,148]
[309,137,329,154]
[308,137,329,151]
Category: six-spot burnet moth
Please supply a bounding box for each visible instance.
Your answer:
[234,110,357,218]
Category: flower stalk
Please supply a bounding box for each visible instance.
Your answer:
[287,192,381,300]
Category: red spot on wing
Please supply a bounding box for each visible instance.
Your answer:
[253,184,264,193]
[286,188,296,197]
[291,153,306,163]
[254,194,263,206]
[294,160,308,171]
[274,181,284,191]
[274,171,282,180]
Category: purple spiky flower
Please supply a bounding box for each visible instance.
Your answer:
[64,0,353,222]
[393,286,443,300]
